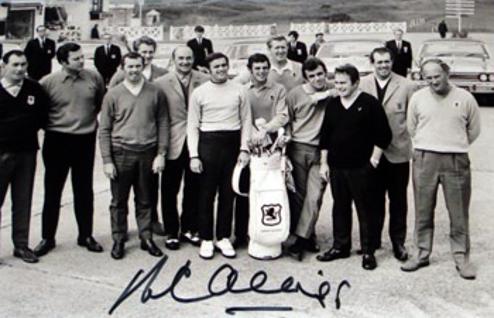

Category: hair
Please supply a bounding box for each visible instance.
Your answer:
[247,53,270,70]
[56,42,82,64]
[288,30,299,39]
[369,47,394,63]
[204,52,229,69]
[301,57,327,79]
[315,32,324,37]
[36,25,46,32]
[121,52,144,68]
[266,35,288,49]
[194,25,205,33]
[334,64,360,84]
[171,45,194,60]
[2,49,26,64]
[132,36,157,52]
[420,58,450,75]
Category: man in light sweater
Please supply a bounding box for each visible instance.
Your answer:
[402,59,480,280]
[187,52,252,260]
[99,52,169,260]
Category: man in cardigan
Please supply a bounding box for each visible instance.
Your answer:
[99,52,169,260]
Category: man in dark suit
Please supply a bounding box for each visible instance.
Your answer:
[94,33,122,85]
[24,25,56,80]
[287,30,308,63]
[385,28,412,77]
[186,25,213,72]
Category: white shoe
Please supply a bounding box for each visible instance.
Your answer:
[215,239,236,258]
[199,240,214,259]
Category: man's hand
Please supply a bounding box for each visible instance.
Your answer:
[277,135,291,148]
[238,151,250,167]
[104,163,117,179]
[251,128,268,146]
[370,157,380,169]
[190,158,203,174]
[152,155,165,174]
[319,163,330,182]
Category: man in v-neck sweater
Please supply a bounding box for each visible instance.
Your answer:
[317,64,391,270]
[99,52,169,260]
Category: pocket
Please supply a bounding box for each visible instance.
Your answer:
[455,153,470,169]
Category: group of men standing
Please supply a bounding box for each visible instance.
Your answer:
[0,26,481,280]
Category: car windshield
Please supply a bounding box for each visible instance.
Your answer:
[421,42,489,58]
[226,43,266,60]
[317,41,382,58]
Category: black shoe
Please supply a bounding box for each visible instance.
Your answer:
[287,238,305,261]
[152,222,166,236]
[78,237,103,253]
[34,239,56,257]
[392,244,409,262]
[232,237,248,249]
[316,248,350,262]
[111,241,125,260]
[362,254,377,270]
[13,247,39,263]
[140,239,163,257]
[165,237,180,250]
[304,236,320,253]
[180,232,201,247]
[356,242,381,255]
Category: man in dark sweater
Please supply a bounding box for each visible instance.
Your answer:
[317,64,391,270]
[0,50,48,263]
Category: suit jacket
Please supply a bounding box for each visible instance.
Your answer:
[385,40,412,77]
[94,44,122,84]
[24,37,56,80]
[154,70,209,160]
[287,41,308,63]
[359,73,418,163]
[108,64,168,88]
[186,38,214,69]
[0,43,3,59]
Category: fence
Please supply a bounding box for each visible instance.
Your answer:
[289,22,408,35]
[102,26,164,42]
[169,24,277,41]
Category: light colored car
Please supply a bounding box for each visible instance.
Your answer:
[316,39,384,79]
[224,40,268,77]
[410,38,494,95]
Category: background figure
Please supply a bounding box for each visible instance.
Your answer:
[94,33,122,85]
[438,20,448,38]
[287,30,308,63]
[91,24,100,39]
[24,25,56,81]
[309,32,325,56]
[186,25,214,73]
[385,28,412,77]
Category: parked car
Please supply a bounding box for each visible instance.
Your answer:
[315,39,384,79]
[410,38,494,96]
[224,40,267,77]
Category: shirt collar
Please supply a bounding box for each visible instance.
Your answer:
[248,79,273,90]
[174,70,191,81]
[270,60,294,75]
[61,69,85,82]
[1,78,23,89]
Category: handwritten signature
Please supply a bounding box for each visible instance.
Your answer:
[108,255,351,315]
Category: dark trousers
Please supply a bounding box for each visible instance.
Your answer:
[0,150,37,248]
[149,175,160,224]
[41,131,95,241]
[197,131,240,241]
[109,147,155,241]
[161,143,199,237]
[330,165,375,254]
[234,167,250,241]
[372,156,409,247]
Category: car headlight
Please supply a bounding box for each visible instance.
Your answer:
[489,74,494,82]
[411,72,421,80]
[479,74,488,82]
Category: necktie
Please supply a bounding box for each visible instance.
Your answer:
[397,41,401,50]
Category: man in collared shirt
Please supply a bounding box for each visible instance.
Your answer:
[24,25,56,81]
[34,43,105,257]
[154,46,209,250]
[267,35,304,92]
[99,52,169,260]
[402,59,480,280]
[0,50,48,264]
[94,32,122,85]
[233,53,288,248]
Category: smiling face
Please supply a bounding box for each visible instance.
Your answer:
[174,46,194,75]
[334,72,359,98]
[372,51,393,80]
[305,65,327,91]
[250,61,270,84]
[422,61,450,95]
[136,43,155,66]
[209,57,229,83]
[269,40,288,64]
[123,57,144,84]
[3,54,28,84]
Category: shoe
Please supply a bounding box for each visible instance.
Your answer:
[165,237,180,250]
[181,232,201,247]
[111,241,125,260]
[401,258,430,272]
[456,263,476,280]
[215,239,236,258]
[152,222,166,236]
[362,254,377,270]
[287,238,305,261]
[140,239,163,257]
[316,248,350,262]
[392,244,409,262]
[232,237,248,249]
[356,242,381,255]
[304,236,320,253]
[199,240,214,259]
[13,247,39,264]
[34,239,56,257]
[77,237,103,253]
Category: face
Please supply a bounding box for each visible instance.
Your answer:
[37,26,46,38]
[123,57,143,83]
[3,54,28,83]
[372,52,393,80]
[62,49,84,73]
[269,40,288,64]
[288,35,296,43]
[422,62,449,95]
[174,47,194,75]
[136,43,155,66]
[250,61,270,83]
[316,34,324,43]
[209,57,229,83]
[393,30,403,41]
[305,65,327,91]
[195,31,204,39]
[103,34,112,44]
[334,72,359,98]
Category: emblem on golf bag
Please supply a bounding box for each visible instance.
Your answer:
[261,204,282,226]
